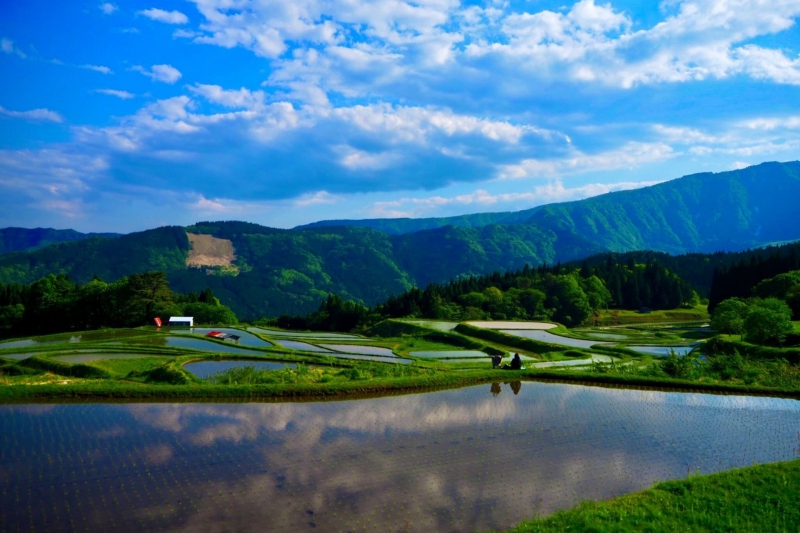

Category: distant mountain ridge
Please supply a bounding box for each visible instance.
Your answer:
[0,227,122,255]
[301,161,800,254]
[1,161,799,318]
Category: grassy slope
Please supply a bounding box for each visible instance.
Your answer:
[504,460,800,533]
[592,306,709,326]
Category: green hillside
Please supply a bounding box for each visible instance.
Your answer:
[0,227,121,255]
[1,161,799,318]
[302,161,800,254]
[0,226,189,284]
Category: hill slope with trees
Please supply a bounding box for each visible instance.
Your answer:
[0,227,121,255]
[302,161,800,253]
[1,162,799,318]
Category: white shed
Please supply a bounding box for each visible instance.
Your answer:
[168,316,194,327]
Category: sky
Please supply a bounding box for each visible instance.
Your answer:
[1,0,800,233]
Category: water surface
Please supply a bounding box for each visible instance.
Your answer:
[170,328,272,347]
[319,344,395,357]
[500,329,603,349]
[0,329,152,349]
[627,345,697,357]
[249,327,362,340]
[128,336,266,355]
[272,339,333,352]
[2,383,798,533]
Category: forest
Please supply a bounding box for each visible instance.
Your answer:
[0,272,237,338]
[277,256,698,331]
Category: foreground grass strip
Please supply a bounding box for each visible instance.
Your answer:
[504,460,800,533]
[3,366,800,402]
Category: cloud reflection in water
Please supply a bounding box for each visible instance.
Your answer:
[2,381,800,532]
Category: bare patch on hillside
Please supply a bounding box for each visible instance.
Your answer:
[186,233,236,267]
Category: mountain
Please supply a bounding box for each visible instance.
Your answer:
[301,161,800,254]
[0,227,121,255]
[1,161,799,318]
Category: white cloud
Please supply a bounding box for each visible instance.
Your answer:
[1,38,27,59]
[499,142,675,179]
[337,146,402,170]
[138,8,189,25]
[293,191,341,207]
[0,106,64,123]
[99,3,118,15]
[94,89,135,99]
[189,84,266,110]
[82,64,113,75]
[331,104,552,145]
[132,64,182,84]
[369,179,664,218]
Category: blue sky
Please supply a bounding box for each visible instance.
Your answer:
[1,0,800,232]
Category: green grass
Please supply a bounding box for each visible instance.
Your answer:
[592,306,709,326]
[504,460,800,533]
[86,357,173,377]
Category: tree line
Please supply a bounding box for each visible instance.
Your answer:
[276,257,699,331]
[0,272,237,338]
[709,246,800,311]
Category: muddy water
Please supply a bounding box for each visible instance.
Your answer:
[2,382,799,533]
[184,360,297,378]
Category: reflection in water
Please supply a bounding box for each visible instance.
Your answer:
[1,383,800,532]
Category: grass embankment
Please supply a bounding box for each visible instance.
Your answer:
[591,305,709,326]
[5,362,800,402]
[504,460,800,533]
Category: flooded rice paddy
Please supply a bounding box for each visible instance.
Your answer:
[626,345,697,357]
[272,339,333,352]
[318,344,396,357]
[499,329,695,357]
[184,360,297,378]
[170,328,272,348]
[127,336,268,355]
[248,328,362,340]
[0,329,152,349]
[2,382,799,533]
[500,329,602,349]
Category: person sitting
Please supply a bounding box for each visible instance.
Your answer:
[501,353,523,370]
[491,354,503,368]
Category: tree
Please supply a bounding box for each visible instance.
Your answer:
[120,272,174,325]
[710,298,748,336]
[743,298,793,346]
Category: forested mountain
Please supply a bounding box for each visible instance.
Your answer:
[569,240,800,298]
[1,161,798,318]
[0,221,599,318]
[302,161,800,254]
[287,257,697,331]
[0,227,121,255]
[0,226,189,284]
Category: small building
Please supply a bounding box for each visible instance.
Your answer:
[168,316,194,327]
